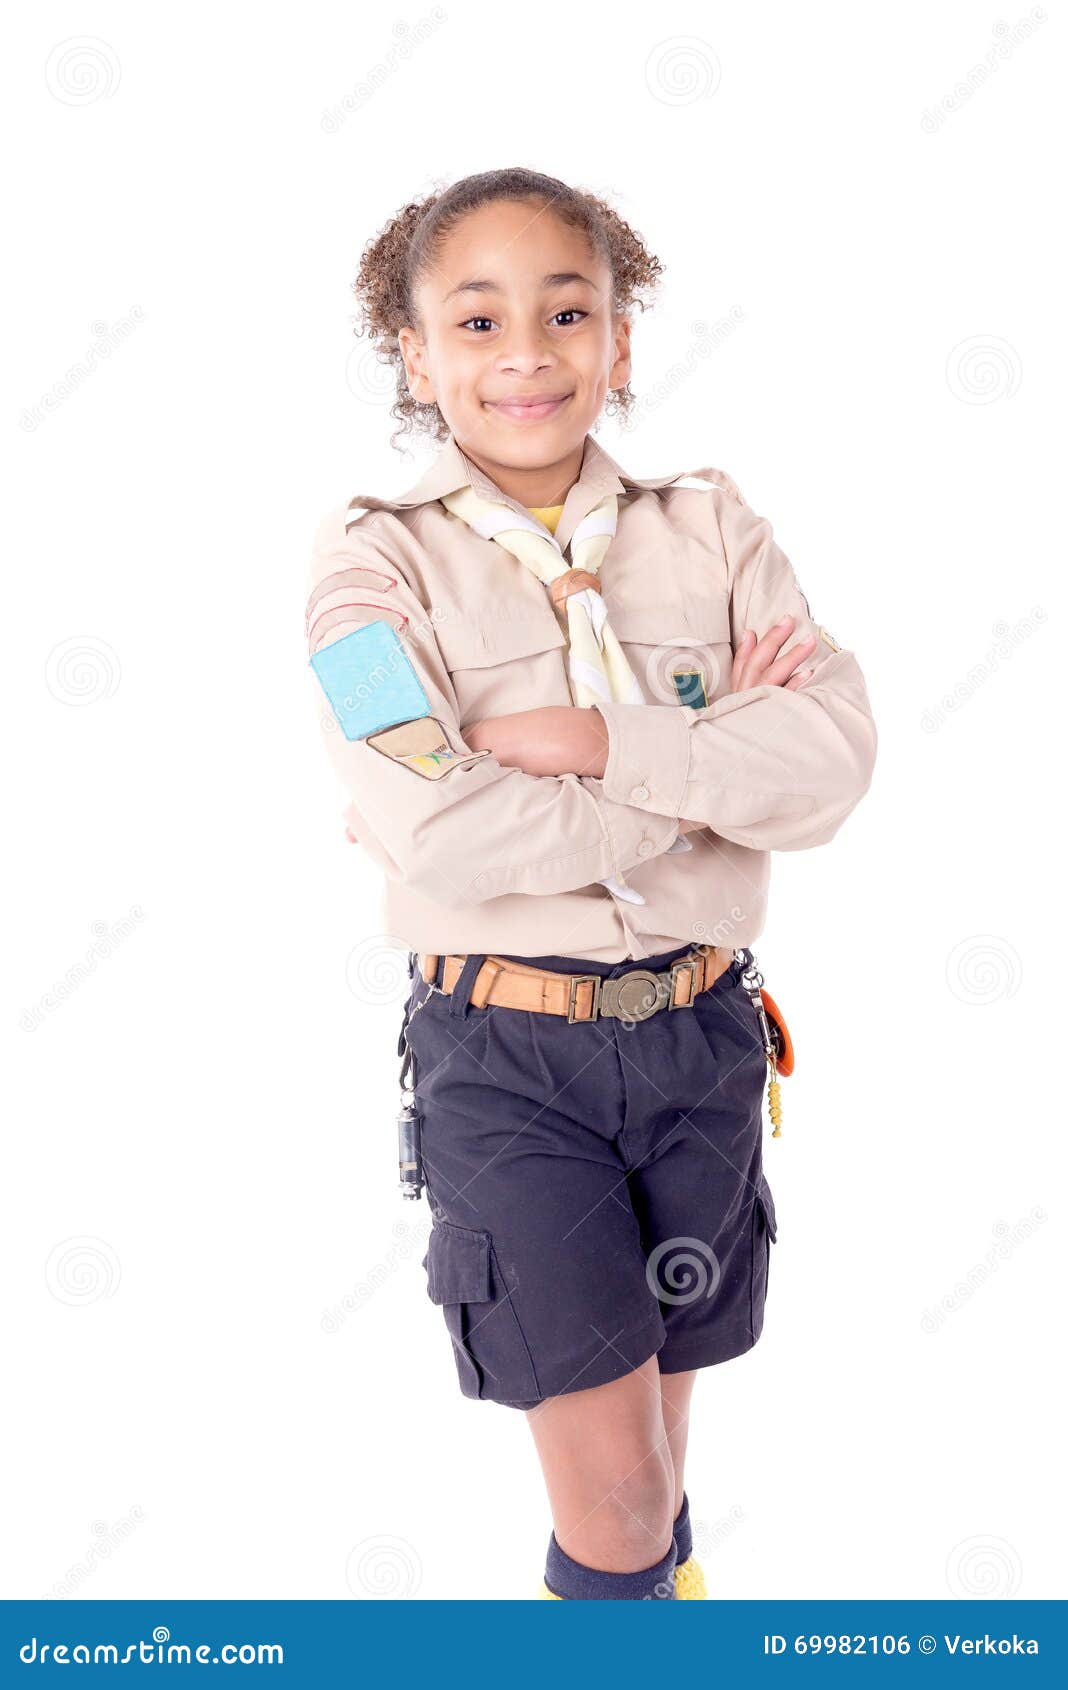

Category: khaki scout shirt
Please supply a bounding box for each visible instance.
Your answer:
[304,431,877,963]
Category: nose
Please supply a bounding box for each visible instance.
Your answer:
[495,321,555,375]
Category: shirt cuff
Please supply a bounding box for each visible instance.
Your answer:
[592,701,692,818]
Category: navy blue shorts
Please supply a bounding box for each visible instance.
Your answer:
[401,941,778,1411]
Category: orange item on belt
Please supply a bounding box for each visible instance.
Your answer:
[760,989,794,1076]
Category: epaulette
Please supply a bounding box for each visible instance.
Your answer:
[668,467,745,502]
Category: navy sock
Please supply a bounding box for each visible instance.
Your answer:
[672,1491,693,1566]
[544,1529,677,1600]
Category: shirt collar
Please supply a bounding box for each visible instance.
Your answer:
[346,430,693,553]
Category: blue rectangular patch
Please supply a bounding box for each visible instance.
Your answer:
[671,666,709,709]
[309,620,431,741]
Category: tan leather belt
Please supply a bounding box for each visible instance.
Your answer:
[416,945,736,1024]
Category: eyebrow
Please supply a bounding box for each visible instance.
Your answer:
[442,272,597,302]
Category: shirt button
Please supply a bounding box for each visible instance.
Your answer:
[636,837,655,857]
[631,784,650,802]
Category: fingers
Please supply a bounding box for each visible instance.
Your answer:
[734,614,818,690]
[730,627,757,691]
[783,667,814,691]
[761,635,818,688]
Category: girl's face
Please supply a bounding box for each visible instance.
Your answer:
[399,199,631,474]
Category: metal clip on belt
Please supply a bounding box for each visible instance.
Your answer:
[416,945,735,1023]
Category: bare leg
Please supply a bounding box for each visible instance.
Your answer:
[659,1367,698,1520]
[525,1355,676,1572]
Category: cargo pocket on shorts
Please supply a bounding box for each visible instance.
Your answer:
[422,1218,540,1405]
[748,1173,778,1341]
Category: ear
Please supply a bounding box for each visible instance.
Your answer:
[608,314,632,393]
[398,323,436,405]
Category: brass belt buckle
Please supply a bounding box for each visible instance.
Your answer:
[601,969,670,1022]
[567,974,602,1023]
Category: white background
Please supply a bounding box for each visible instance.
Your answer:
[5,1,1064,1602]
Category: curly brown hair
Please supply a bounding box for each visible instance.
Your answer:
[351,166,664,451]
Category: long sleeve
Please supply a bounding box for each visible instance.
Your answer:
[305,509,681,908]
[591,478,877,851]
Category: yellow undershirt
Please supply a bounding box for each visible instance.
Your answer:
[526,503,565,536]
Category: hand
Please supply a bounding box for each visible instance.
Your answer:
[464,707,607,778]
[731,613,816,693]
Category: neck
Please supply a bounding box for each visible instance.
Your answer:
[457,437,585,508]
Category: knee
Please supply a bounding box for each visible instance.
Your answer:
[562,1453,676,1572]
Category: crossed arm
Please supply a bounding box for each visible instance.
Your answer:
[462,614,819,820]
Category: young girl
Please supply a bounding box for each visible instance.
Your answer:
[305,166,877,1601]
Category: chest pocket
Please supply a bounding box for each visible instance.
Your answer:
[434,607,572,726]
[608,596,734,709]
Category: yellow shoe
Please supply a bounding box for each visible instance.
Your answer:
[674,1555,707,1599]
[540,1580,563,1599]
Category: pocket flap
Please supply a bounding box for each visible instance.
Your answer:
[434,606,566,670]
[424,1220,493,1305]
[756,1174,778,1242]
[607,595,732,646]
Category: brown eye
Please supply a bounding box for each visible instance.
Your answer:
[460,317,496,332]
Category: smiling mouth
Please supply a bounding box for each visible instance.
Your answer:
[483,394,573,422]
